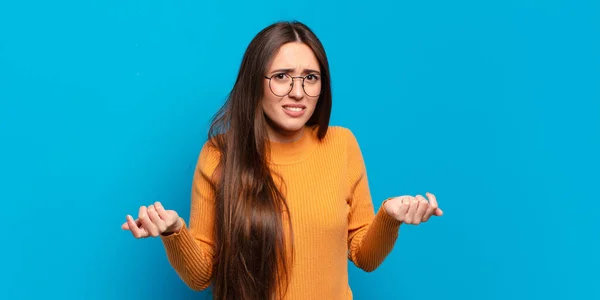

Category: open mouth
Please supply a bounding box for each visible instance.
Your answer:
[282,104,306,117]
[283,105,305,112]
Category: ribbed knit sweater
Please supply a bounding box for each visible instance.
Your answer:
[160,125,402,299]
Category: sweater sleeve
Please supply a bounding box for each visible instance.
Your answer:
[345,129,402,272]
[159,141,220,291]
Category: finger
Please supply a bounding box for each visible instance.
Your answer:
[419,195,435,222]
[423,207,435,222]
[426,192,443,216]
[139,206,159,237]
[147,205,167,233]
[147,204,156,218]
[404,196,418,224]
[414,195,429,225]
[154,201,169,220]
[126,215,144,238]
[122,217,142,230]
[147,204,158,222]
[395,197,410,221]
[426,192,438,209]
[156,201,180,227]
[125,217,143,230]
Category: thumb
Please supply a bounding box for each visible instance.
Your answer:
[434,207,444,216]
[122,222,129,230]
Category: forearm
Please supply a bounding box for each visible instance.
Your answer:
[160,218,214,291]
[349,204,402,272]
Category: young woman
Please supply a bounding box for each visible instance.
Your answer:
[122,21,443,300]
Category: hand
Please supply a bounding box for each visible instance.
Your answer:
[383,192,443,225]
[121,201,182,238]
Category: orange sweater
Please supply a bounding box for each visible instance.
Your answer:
[160,125,402,299]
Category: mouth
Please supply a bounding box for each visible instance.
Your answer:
[281,104,307,117]
[282,104,306,112]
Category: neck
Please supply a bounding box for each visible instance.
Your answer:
[266,123,305,143]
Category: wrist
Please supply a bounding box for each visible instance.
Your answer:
[382,198,395,216]
[164,218,183,235]
[382,198,403,225]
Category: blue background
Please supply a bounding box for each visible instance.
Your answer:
[1,0,598,299]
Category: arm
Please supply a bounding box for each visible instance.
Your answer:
[160,142,220,291]
[345,129,402,272]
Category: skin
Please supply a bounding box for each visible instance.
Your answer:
[383,193,444,225]
[122,202,181,238]
[121,43,443,238]
[262,42,320,143]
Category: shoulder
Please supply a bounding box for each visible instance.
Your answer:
[322,126,368,180]
[322,126,366,167]
[199,139,221,161]
[322,125,361,149]
[195,136,223,178]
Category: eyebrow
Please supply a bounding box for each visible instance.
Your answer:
[269,68,321,75]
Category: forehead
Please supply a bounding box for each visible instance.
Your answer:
[268,42,320,71]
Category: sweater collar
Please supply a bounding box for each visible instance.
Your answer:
[268,125,319,165]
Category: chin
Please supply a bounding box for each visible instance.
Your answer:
[271,115,311,132]
[277,121,307,133]
[264,108,315,136]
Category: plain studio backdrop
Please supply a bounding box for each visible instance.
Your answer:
[1,0,598,299]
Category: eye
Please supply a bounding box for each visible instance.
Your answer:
[273,73,288,81]
[305,74,319,83]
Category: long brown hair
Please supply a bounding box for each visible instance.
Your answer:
[205,21,332,299]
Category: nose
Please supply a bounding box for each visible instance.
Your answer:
[288,77,304,100]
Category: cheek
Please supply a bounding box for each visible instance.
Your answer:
[261,93,280,117]
[308,98,319,112]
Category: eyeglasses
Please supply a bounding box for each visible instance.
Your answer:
[264,73,322,97]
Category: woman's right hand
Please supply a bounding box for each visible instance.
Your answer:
[121,201,183,238]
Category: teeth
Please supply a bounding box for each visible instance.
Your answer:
[284,106,303,112]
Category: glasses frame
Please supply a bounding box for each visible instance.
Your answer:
[263,73,322,97]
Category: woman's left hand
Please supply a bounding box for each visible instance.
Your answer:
[383,192,443,225]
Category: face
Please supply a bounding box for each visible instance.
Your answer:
[262,42,321,143]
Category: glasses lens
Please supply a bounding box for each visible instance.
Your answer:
[303,75,322,97]
[270,74,292,96]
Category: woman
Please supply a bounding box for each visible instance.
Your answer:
[122,21,443,300]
